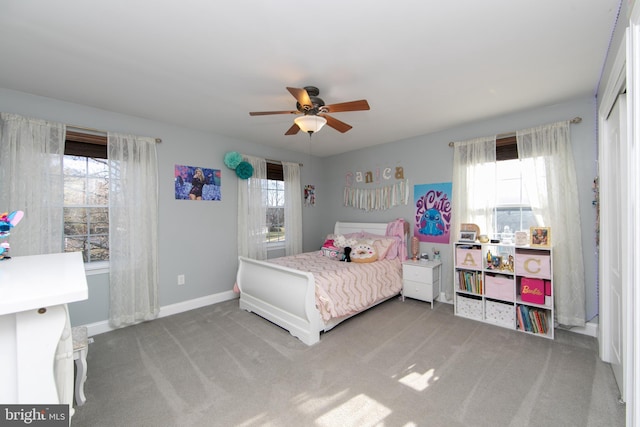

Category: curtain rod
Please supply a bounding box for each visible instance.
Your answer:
[67,124,162,143]
[266,158,303,167]
[447,116,582,147]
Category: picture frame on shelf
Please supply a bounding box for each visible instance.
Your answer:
[530,226,551,247]
[459,231,477,242]
[515,231,528,246]
[491,255,502,269]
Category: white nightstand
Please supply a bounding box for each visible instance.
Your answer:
[402,260,442,308]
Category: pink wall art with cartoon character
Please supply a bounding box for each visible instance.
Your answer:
[414,182,452,244]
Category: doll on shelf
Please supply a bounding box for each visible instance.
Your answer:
[0,210,24,260]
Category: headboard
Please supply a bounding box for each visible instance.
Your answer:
[334,220,409,260]
[334,221,389,236]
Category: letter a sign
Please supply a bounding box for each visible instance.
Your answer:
[462,252,478,267]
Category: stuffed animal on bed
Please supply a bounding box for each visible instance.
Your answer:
[342,247,351,262]
[321,239,344,259]
[0,210,24,260]
[349,241,378,263]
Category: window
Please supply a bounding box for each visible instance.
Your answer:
[63,131,109,263]
[494,137,537,239]
[264,162,285,244]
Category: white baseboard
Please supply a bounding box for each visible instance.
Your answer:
[84,290,238,337]
[561,320,599,338]
[439,291,452,304]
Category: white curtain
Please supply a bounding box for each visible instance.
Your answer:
[0,113,65,255]
[0,113,71,406]
[451,136,497,232]
[237,155,267,259]
[108,133,159,328]
[450,135,496,299]
[283,161,302,255]
[517,121,586,327]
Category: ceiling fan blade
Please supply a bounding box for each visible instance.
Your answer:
[285,123,300,135]
[320,114,352,133]
[286,87,312,108]
[324,99,370,113]
[249,110,299,116]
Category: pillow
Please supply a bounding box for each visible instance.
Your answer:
[361,233,401,260]
[350,240,378,263]
[372,238,396,259]
[325,232,363,243]
[321,239,343,260]
[331,234,359,249]
[321,247,344,260]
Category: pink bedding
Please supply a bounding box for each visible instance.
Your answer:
[269,252,403,322]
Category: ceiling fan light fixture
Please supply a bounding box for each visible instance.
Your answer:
[294,115,327,134]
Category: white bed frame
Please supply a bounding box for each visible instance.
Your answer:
[237,221,400,345]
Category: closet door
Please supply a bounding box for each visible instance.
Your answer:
[601,93,627,401]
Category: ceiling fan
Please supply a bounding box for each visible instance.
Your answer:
[249,86,370,135]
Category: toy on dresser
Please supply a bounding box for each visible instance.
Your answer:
[0,210,24,260]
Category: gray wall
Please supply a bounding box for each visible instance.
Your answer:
[0,88,600,325]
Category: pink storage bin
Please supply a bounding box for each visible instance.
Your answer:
[485,275,514,302]
[520,277,545,304]
[515,252,551,279]
[456,248,482,269]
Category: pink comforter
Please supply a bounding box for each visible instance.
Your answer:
[269,252,403,322]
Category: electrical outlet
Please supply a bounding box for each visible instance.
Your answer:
[177,274,185,285]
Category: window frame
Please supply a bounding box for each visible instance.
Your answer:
[64,131,110,274]
[494,136,537,240]
[265,162,285,250]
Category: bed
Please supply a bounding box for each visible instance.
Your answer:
[236,220,408,345]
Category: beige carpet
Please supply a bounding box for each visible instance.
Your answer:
[71,297,625,426]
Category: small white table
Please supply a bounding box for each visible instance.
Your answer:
[0,252,88,409]
[402,259,442,308]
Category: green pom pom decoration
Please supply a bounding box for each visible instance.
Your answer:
[224,151,243,169]
[235,161,253,179]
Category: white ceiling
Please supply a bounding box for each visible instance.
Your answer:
[0,1,621,157]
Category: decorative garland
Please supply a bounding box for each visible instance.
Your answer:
[343,179,409,211]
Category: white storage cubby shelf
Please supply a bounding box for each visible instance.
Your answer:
[453,241,554,339]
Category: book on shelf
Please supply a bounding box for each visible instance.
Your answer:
[519,305,532,332]
[529,310,538,333]
[518,305,548,334]
[534,311,544,333]
[458,270,483,294]
[516,305,524,331]
[536,309,548,334]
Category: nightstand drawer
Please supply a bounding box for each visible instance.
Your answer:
[403,279,434,301]
[403,263,436,283]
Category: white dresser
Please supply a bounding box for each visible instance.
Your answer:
[0,252,88,410]
[402,260,442,308]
